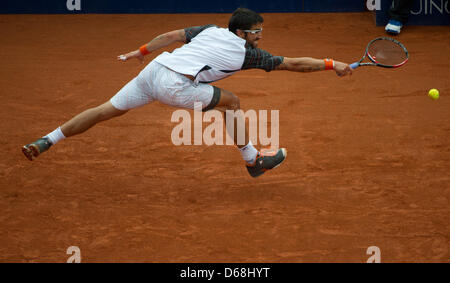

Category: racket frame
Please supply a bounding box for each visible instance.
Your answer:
[351,37,409,69]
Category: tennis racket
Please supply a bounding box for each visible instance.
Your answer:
[350,37,409,69]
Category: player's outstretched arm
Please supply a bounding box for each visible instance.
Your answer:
[117,29,186,63]
[275,57,352,77]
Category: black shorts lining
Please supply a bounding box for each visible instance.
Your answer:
[202,86,221,112]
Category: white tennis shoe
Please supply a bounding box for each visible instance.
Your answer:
[385,19,403,35]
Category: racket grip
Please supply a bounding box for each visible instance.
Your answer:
[350,62,360,69]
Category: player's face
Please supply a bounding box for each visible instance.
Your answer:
[242,23,263,48]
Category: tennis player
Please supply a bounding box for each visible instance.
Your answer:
[22,8,353,177]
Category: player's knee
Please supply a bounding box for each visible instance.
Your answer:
[224,91,241,111]
[230,95,240,111]
[96,102,126,121]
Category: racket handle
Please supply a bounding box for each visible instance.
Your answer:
[350,62,360,69]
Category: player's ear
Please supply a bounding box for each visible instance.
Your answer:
[235,29,245,38]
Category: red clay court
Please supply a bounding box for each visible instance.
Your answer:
[0,12,449,262]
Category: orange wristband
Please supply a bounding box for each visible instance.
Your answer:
[324,59,334,70]
[139,44,150,56]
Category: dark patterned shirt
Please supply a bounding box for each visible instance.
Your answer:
[241,45,284,72]
[184,25,284,72]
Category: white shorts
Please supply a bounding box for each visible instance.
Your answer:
[110,61,220,111]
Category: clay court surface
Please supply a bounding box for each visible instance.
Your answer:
[0,13,449,263]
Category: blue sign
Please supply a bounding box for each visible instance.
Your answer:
[2,0,448,27]
[1,0,365,14]
[375,0,450,26]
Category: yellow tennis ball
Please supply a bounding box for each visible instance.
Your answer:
[428,89,439,100]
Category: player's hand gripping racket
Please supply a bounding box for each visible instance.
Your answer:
[350,37,409,69]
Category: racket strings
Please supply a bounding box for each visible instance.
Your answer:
[367,39,408,66]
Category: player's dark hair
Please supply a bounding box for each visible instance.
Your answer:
[228,8,264,34]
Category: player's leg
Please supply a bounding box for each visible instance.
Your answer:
[22,101,127,161]
[211,88,249,148]
[149,70,253,152]
[22,76,152,161]
[145,62,286,177]
[61,101,127,138]
[213,88,287,178]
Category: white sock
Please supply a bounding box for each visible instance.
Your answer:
[239,141,258,164]
[45,127,66,145]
